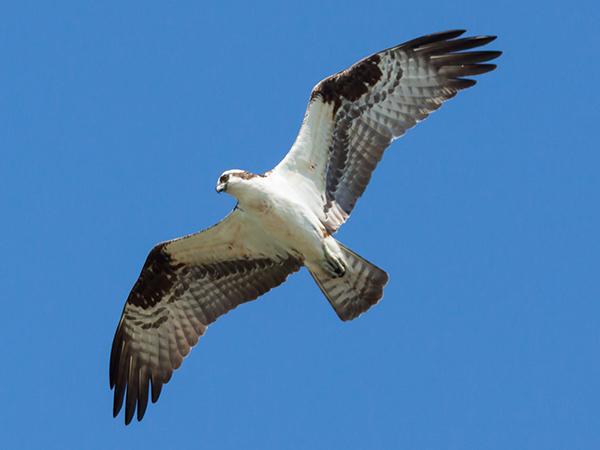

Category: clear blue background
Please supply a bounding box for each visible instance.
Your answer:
[1,1,598,449]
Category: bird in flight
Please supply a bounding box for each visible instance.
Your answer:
[110,29,501,424]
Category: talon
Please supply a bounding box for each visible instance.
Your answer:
[323,247,346,277]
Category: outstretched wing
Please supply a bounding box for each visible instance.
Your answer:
[110,209,302,424]
[275,30,501,232]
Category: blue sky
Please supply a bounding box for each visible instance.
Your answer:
[1,1,599,449]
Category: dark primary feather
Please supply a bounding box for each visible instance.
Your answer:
[309,30,501,232]
[110,241,301,424]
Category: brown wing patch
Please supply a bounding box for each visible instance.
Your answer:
[311,54,383,114]
[127,244,184,309]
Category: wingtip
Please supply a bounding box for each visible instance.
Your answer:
[112,383,125,419]
[487,50,503,60]
[473,34,497,42]
[453,78,478,90]
[125,405,135,425]
[444,29,467,36]
[150,377,163,403]
[434,29,467,40]
[399,29,468,50]
[470,35,497,47]
[137,409,147,422]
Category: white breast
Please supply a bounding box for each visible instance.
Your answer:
[237,175,327,261]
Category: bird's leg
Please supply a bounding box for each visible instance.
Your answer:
[323,245,346,277]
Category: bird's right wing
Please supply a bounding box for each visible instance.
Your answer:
[110,208,302,424]
[274,30,500,232]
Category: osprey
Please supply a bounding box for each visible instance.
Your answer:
[110,30,500,424]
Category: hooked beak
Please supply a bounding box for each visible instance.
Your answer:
[216,182,226,193]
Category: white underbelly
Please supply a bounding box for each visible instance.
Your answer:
[233,173,335,263]
[269,206,324,257]
[243,196,325,261]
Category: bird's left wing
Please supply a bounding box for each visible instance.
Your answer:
[274,30,500,232]
[110,208,301,424]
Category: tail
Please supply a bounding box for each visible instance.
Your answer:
[309,241,389,321]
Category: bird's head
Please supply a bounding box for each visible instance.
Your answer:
[215,169,259,195]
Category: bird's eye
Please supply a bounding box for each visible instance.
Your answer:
[219,175,228,183]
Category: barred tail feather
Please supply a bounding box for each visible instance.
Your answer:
[309,241,389,321]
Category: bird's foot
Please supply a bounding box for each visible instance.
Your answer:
[323,247,346,277]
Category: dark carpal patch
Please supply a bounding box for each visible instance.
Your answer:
[127,243,185,309]
[311,54,383,114]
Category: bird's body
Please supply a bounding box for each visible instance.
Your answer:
[110,30,501,424]
[227,171,341,270]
